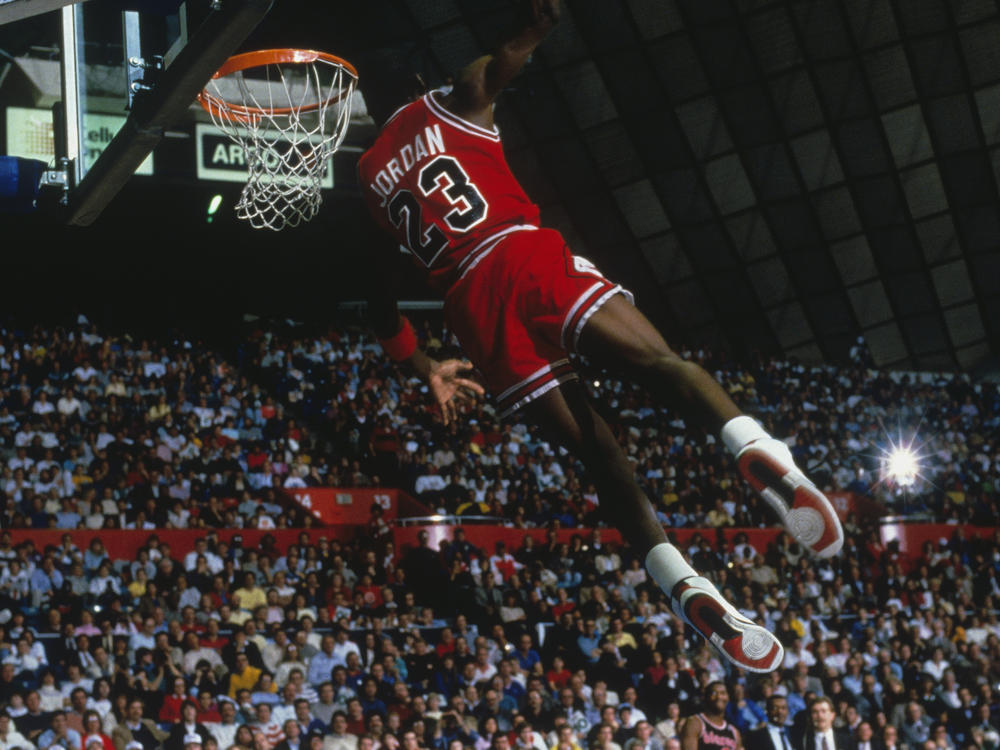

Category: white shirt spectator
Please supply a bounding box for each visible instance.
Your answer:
[414,471,446,495]
[73,364,98,382]
[57,394,81,416]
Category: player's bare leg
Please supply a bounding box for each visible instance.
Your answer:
[577,294,843,559]
[521,380,783,673]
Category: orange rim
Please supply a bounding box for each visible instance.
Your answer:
[197,48,358,123]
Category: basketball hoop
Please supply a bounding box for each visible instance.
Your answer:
[198,49,358,231]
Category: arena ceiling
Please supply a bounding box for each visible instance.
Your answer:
[312,0,1000,374]
[3,0,1000,374]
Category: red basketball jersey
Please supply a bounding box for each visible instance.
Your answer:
[358,89,541,292]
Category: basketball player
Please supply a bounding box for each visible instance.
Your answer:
[680,683,741,750]
[356,0,842,673]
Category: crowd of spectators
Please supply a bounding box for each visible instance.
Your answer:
[0,318,997,750]
[247,319,1000,529]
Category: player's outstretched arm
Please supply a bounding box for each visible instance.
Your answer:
[448,0,559,127]
[365,233,484,425]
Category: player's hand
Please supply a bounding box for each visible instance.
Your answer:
[428,359,484,425]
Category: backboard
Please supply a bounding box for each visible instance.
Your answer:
[0,0,274,225]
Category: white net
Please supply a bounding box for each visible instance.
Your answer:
[200,52,357,231]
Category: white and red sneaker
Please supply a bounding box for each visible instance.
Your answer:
[672,576,783,673]
[737,438,844,559]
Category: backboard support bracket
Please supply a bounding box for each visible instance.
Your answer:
[65,0,274,226]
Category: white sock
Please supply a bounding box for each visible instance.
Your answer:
[645,542,698,596]
[721,415,769,456]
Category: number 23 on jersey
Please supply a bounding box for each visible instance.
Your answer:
[387,155,489,267]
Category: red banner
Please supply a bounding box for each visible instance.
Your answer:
[287,488,400,525]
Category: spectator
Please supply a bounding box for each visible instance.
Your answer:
[110,698,167,750]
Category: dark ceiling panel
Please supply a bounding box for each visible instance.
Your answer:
[718,85,782,148]
[863,45,917,111]
[690,23,759,90]
[653,169,715,223]
[704,272,762,319]
[867,225,924,274]
[938,152,997,206]
[506,75,576,140]
[409,0,461,27]
[893,0,950,36]
[901,312,950,355]
[969,253,1000,294]
[666,279,717,327]
[959,20,1000,88]
[931,259,976,307]
[625,110,693,173]
[844,0,901,49]
[763,200,823,249]
[675,97,734,161]
[802,292,856,339]
[640,233,693,284]
[831,235,879,285]
[566,191,631,249]
[742,144,802,201]
[953,204,1000,254]
[582,121,646,186]
[537,137,604,198]
[624,0,683,41]
[613,180,671,239]
[726,212,779,262]
[851,175,907,227]
[834,119,893,177]
[847,280,895,326]
[907,35,967,99]
[601,48,667,116]
[881,105,933,167]
[785,249,843,297]
[746,256,794,305]
[553,62,618,129]
[648,35,711,103]
[791,130,846,191]
[703,154,756,215]
[768,69,826,135]
[566,0,639,53]
[952,0,997,25]
[887,272,938,316]
[814,60,871,120]
[811,187,862,240]
[915,214,963,264]
[677,223,739,274]
[790,2,854,61]
[745,6,799,75]
[925,95,983,155]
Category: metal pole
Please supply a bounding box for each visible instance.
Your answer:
[59,3,83,186]
[123,10,143,110]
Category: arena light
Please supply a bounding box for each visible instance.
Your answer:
[877,431,930,491]
[206,193,223,223]
[885,446,919,487]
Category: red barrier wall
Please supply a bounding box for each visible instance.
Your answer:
[286,488,431,526]
[5,528,358,561]
[7,516,994,573]
[880,522,997,566]
[392,525,784,557]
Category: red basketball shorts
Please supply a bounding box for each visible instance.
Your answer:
[445,227,633,419]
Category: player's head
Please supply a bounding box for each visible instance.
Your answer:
[703,681,729,711]
[355,46,432,127]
